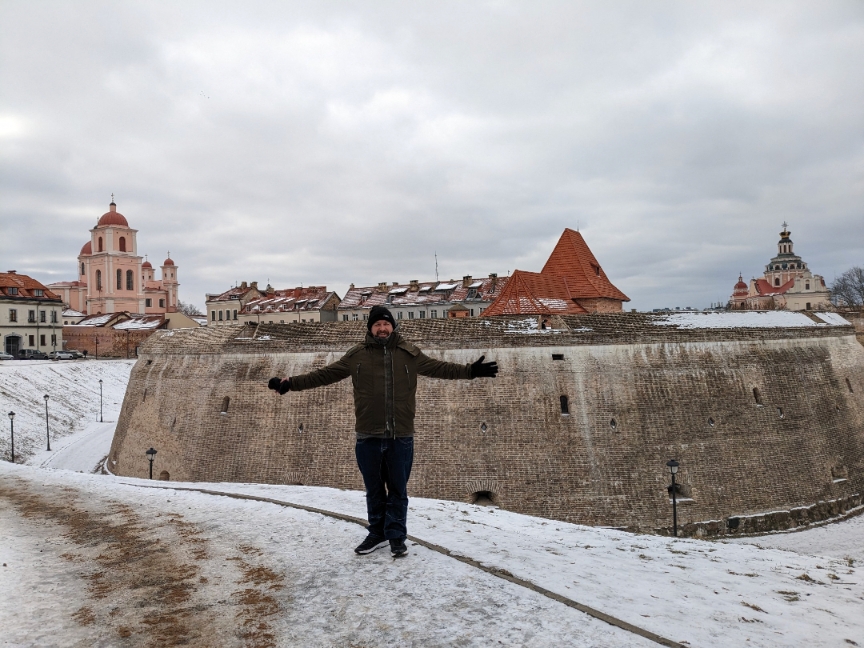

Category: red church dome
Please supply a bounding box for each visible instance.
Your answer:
[80,241,92,256]
[163,257,175,266]
[142,261,153,269]
[733,275,748,297]
[97,202,129,227]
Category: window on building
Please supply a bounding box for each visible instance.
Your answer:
[28,310,36,323]
[96,270,102,290]
[211,311,216,321]
[126,270,134,290]
[8,287,18,295]
[51,311,57,323]
[218,310,223,321]
[470,308,475,316]
[233,310,238,320]
[98,237,103,252]
[159,299,165,308]
[806,302,811,310]
[81,262,85,276]
[145,298,152,307]
[397,311,403,319]
[363,314,368,320]
[9,309,17,322]
[352,313,359,321]
[805,283,810,290]
[39,310,46,323]
[50,334,56,346]
[33,289,43,296]
[408,312,414,319]
[119,236,126,252]
[419,311,425,318]
[117,269,122,289]
[29,335,35,346]
[343,314,349,321]
[40,334,46,346]
[431,310,438,318]
[774,277,780,286]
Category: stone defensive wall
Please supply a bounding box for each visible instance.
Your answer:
[109,311,864,537]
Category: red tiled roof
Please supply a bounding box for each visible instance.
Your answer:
[208,286,260,302]
[0,272,63,301]
[484,229,627,316]
[242,287,336,314]
[540,228,629,301]
[753,278,795,296]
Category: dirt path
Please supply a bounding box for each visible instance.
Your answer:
[0,474,287,647]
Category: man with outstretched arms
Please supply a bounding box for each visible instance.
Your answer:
[268,305,498,557]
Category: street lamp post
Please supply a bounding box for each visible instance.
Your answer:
[98,379,103,423]
[666,459,680,537]
[43,394,51,451]
[94,335,98,360]
[7,412,14,463]
[145,447,157,479]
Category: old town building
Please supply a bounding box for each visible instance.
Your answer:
[337,274,508,323]
[483,228,629,316]
[205,282,263,325]
[730,224,830,311]
[1,271,64,355]
[239,286,340,325]
[48,200,180,315]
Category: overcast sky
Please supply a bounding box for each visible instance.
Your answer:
[1,1,862,312]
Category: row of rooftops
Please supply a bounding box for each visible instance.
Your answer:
[205,229,631,318]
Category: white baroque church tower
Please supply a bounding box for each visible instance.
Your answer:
[49,200,179,315]
[730,224,830,311]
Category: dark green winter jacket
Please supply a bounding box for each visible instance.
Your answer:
[289,331,473,437]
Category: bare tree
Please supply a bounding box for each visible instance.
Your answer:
[177,300,203,316]
[830,266,864,308]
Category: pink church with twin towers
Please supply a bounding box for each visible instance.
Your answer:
[49,199,179,316]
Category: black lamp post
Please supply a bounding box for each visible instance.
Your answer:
[43,394,51,451]
[666,459,680,537]
[145,447,157,479]
[94,334,98,360]
[7,411,14,463]
[98,379,103,423]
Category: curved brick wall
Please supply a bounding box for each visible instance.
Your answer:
[109,314,864,536]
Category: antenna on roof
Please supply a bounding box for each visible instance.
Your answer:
[111,193,115,202]
[435,252,439,282]
[577,220,580,231]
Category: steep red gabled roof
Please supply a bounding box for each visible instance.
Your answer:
[484,228,628,316]
[481,270,588,316]
[541,229,629,301]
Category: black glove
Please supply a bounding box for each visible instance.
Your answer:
[470,355,498,379]
[268,377,292,394]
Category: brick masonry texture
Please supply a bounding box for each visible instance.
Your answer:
[109,314,864,536]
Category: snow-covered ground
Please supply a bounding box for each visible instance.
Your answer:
[1,359,862,647]
[0,359,132,464]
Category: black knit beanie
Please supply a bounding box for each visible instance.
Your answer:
[367,305,396,331]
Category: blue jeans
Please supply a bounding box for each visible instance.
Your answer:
[355,437,414,540]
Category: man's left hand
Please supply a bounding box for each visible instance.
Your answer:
[470,356,498,378]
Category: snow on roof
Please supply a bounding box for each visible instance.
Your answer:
[435,283,458,290]
[814,312,851,326]
[62,308,86,317]
[114,316,164,330]
[468,281,484,289]
[389,287,408,295]
[74,314,115,326]
[653,311,831,329]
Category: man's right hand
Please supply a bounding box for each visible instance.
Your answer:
[268,377,292,394]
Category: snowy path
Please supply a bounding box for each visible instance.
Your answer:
[32,421,117,472]
[1,465,656,648]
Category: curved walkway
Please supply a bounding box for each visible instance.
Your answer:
[127,481,683,648]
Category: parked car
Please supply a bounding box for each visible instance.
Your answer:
[17,349,48,360]
[0,351,14,360]
[66,350,84,359]
[49,351,76,360]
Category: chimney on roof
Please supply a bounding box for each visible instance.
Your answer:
[349,283,355,290]
[250,281,258,290]
[240,281,248,289]
[294,287,301,298]
[409,280,419,291]
[7,270,15,274]
[378,282,388,292]
[462,275,473,288]
[392,281,399,286]
[488,272,497,291]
